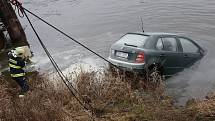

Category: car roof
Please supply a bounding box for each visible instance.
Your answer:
[127,32,179,36]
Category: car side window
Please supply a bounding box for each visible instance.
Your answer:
[156,37,177,52]
[156,38,163,50]
[179,38,199,53]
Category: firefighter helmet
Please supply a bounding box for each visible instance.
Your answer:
[14,47,25,58]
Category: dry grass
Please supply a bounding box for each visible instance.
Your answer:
[0,73,89,121]
[1,69,215,121]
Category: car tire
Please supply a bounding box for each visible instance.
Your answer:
[147,65,164,86]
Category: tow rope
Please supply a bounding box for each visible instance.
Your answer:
[9,0,119,119]
[10,0,114,66]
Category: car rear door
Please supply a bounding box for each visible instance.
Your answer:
[155,36,184,75]
[177,37,202,67]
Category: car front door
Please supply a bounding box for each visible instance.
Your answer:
[177,37,202,68]
[155,36,184,75]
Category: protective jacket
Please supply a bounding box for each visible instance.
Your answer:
[8,53,25,78]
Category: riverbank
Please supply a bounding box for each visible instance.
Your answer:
[1,70,215,121]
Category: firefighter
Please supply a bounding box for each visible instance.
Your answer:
[8,47,29,97]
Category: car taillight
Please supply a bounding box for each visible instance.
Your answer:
[135,52,145,63]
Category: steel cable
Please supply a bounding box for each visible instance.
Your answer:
[22,10,97,120]
[8,0,97,118]
[22,7,119,68]
[9,0,123,119]
[9,0,95,111]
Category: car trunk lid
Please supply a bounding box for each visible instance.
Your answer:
[110,33,149,63]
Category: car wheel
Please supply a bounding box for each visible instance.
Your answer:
[147,65,164,86]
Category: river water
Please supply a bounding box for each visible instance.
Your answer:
[7,0,215,104]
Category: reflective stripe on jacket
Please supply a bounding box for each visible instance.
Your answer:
[9,59,18,64]
[11,73,25,78]
[9,63,21,69]
[8,55,26,78]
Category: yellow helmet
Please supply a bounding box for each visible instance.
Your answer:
[14,47,25,58]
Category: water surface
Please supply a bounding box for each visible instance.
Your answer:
[12,0,215,104]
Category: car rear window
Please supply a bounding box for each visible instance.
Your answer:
[117,34,148,47]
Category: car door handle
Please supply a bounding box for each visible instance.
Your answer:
[160,54,166,57]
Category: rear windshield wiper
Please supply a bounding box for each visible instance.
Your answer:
[124,43,137,47]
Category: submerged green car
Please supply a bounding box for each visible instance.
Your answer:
[108,32,205,77]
